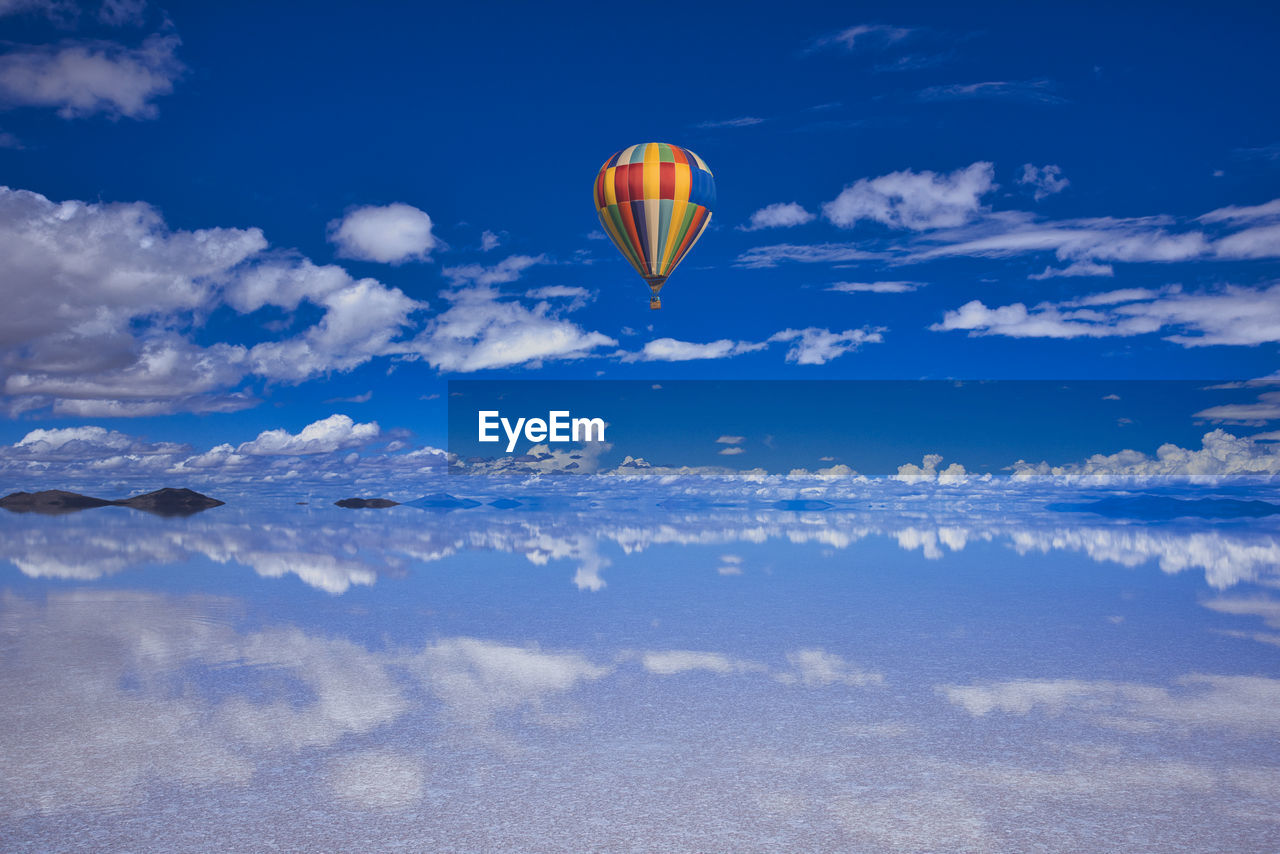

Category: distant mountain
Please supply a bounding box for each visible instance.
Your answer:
[772,499,834,511]
[0,487,223,517]
[1049,495,1280,520]
[406,493,482,510]
[334,498,400,509]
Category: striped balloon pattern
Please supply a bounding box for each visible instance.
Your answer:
[593,142,715,308]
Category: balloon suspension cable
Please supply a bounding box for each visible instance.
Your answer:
[646,276,666,310]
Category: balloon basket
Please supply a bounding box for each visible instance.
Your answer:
[649,296,661,310]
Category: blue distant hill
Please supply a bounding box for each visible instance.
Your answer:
[1049,496,1280,520]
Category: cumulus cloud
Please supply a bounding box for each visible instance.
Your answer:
[741,202,815,231]
[1018,163,1069,200]
[768,327,884,364]
[236,414,379,455]
[621,337,765,362]
[1010,429,1280,477]
[823,162,996,230]
[0,186,435,415]
[327,203,438,264]
[408,278,615,372]
[0,33,183,119]
[480,229,500,251]
[932,284,1280,346]
[894,453,968,484]
[918,79,1065,103]
[0,415,445,494]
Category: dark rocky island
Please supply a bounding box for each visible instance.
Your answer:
[0,487,224,517]
[334,497,400,509]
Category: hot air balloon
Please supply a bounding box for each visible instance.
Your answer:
[593,142,715,309]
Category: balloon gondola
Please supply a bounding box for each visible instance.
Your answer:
[593,142,715,309]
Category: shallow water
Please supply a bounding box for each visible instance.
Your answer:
[3,485,1280,852]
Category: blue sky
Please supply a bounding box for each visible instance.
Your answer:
[1,0,1279,478]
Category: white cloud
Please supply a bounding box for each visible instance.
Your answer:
[327,750,424,811]
[1196,391,1280,424]
[894,453,968,484]
[407,637,611,722]
[1198,198,1280,224]
[911,212,1212,265]
[0,186,435,414]
[408,278,615,372]
[1018,163,1069,200]
[1028,261,1113,279]
[640,650,759,676]
[1202,596,1280,629]
[808,23,913,53]
[780,648,883,686]
[734,242,883,268]
[827,280,922,293]
[480,229,500,251]
[1214,223,1280,259]
[327,203,438,264]
[918,79,1064,103]
[98,0,147,26]
[0,33,183,119]
[741,202,815,231]
[943,674,1280,733]
[524,285,593,311]
[622,337,765,362]
[768,327,884,364]
[1010,429,1280,477]
[718,446,745,456]
[823,162,995,230]
[933,284,1280,346]
[716,435,745,444]
[443,253,545,287]
[237,414,379,456]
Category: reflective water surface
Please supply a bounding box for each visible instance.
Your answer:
[3,483,1280,852]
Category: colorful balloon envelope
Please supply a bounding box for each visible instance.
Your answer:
[593,142,715,309]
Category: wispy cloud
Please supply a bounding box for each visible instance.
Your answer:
[734,242,883,268]
[827,280,923,293]
[917,79,1066,103]
[932,284,1280,347]
[695,116,764,129]
[807,23,914,54]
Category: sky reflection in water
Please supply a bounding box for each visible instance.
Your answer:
[3,485,1280,852]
